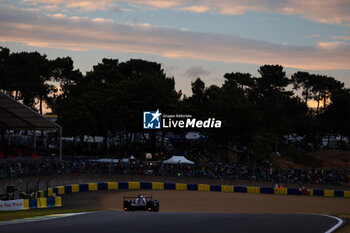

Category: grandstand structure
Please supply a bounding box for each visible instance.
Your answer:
[0,92,63,160]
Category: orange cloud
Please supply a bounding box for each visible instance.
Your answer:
[21,1,350,25]
[317,41,346,49]
[332,36,350,41]
[92,18,114,23]
[1,6,350,70]
[22,0,114,11]
[131,0,180,8]
[181,5,210,13]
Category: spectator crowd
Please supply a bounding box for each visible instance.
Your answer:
[1,157,349,187]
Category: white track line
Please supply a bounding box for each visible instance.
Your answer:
[323,215,343,233]
[310,214,344,233]
[0,211,97,225]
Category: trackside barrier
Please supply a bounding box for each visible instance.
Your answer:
[260,187,274,194]
[64,185,72,194]
[55,196,62,207]
[118,182,128,189]
[108,182,118,190]
[234,186,247,193]
[98,182,108,190]
[334,190,344,197]
[221,185,234,193]
[187,184,198,191]
[176,183,187,191]
[324,190,334,197]
[309,189,314,196]
[164,183,176,190]
[140,182,152,190]
[89,183,98,191]
[128,182,140,190]
[39,182,349,198]
[23,199,29,209]
[313,189,324,196]
[210,185,221,192]
[37,197,47,208]
[47,197,56,207]
[79,184,88,192]
[39,190,44,197]
[247,187,260,194]
[53,186,65,195]
[152,182,164,190]
[29,199,37,208]
[287,188,301,195]
[274,188,288,195]
[44,188,54,197]
[25,197,61,210]
[198,184,210,191]
[72,184,79,193]
[0,197,62,211]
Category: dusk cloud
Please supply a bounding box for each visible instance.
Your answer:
[0,6,349,70]
[332,36,350,41]
[21,0,350,25]
[181,5,210,13]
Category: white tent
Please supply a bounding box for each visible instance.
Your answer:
[89,158,131,163]
[121,158,130,163]
[162,156,194,165]
[89,158,119,163]
[185,132,201,140]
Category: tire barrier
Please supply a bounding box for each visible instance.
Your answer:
[221,185,234,192]
[198,184,210,191]
[247,187,260,194]
[274,187,288,195]
[24,196,62,209]
[34,181,349,198]
[0,196,62,211]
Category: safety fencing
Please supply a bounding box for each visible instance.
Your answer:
[0,196,62,211]
[34,181,350,198]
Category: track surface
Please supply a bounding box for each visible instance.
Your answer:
[63,190,350,213]
[0,211,340,233]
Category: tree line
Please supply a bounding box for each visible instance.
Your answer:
[0,46,349,159]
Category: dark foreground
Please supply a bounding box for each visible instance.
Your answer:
[0,211,341,233]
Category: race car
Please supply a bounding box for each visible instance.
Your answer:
[123,194,159,212]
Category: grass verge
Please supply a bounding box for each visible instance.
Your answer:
[0,208,97,221]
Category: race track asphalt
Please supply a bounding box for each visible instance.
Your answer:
[0,211,340,233]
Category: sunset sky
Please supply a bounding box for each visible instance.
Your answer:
[1,0,350,95]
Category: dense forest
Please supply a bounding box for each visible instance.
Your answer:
[1,46,350,160]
